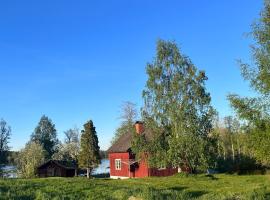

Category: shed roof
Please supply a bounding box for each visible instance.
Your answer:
[38,160,76,170]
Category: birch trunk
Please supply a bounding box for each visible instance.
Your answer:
[231,136,235,162]
[87,168,90,179]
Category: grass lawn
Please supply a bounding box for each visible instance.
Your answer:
[0,174,270,200]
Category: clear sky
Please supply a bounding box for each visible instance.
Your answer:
[0,0,263,151]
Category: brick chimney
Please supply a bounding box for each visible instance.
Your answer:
[135,121,144,134]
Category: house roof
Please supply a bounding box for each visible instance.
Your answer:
[38,160,76,170]
[107,129,153,153]
[108,132,133,153]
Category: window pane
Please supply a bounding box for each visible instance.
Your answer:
[115,159,121,170]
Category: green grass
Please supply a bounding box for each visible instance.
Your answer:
[0,174,270,200]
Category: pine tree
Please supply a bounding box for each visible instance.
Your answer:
[79,120,100,178]
[31,115,58,159]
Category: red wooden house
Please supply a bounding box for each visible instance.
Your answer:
[108,121,178,179]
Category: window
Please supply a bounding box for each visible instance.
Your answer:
[115,159,121,170]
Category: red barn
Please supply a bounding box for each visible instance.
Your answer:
[108,121,178,179]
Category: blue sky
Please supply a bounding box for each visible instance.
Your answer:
[0,0,263,151]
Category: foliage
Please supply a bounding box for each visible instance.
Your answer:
[248,129,270,166]
[52,142,80,162]
[64,127,80,144]
[132,118,168,167]
[0,166,3,178]
[0,118,11,164]
[1,174,270,199]
[52,127,80,175]
[112,121,135,145]
[211,114,268,173]
[53,127,80,162]
[111,101,137,145]
[99,150,108,159]
[119,101,138,123]
[228,1,270,167]
[16,142,45,178]
[79,120,101,178]
[0,151,19,166]
[228,1,270,128]
[237,0,270,95]
[136,39,216,171]
[7,151,19,165]
[30,115,59,159]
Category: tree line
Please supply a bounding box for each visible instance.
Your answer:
[0,116,101,178]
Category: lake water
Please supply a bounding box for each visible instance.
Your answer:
[1,159,110,178]
[92,159,110,175]
[0,165,17,178]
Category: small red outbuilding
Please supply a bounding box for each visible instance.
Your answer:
[37,160,76,178]
[108,121,178,179]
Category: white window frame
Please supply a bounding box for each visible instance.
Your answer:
[115,159,121,170]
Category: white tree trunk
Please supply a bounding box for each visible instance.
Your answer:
[217,141,221,158]
[75,167,78,177]
[231,137,235,162]
[87,168,90,179]
[237,138,241,159]
[223,143,226,160]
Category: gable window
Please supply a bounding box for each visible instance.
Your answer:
[115,159,121,170]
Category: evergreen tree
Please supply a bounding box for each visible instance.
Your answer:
[0,119,11,164]
[31,115,58,159]
[136,39,215,172]
[79,120,100,178]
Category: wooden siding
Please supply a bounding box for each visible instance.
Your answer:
[109,152,178,178]
[109,152,130,178]
[37,161,75,178]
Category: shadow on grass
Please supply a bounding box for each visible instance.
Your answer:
[168,186,187,191]
[92,173,110,178]
[137,187,207,200]
[205,174,218,180]
[0,185,8,193]
[187,190,207,198]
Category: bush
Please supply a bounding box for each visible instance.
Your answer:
[216,154,262,174]
[17,142,45,178]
